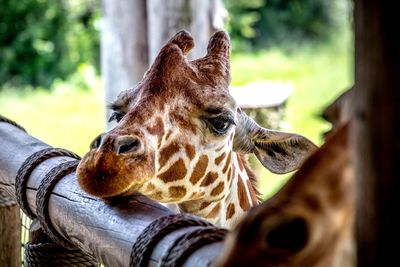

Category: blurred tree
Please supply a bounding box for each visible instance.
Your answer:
[0,0,100,89]
[223,0,265,51]
[254,0,338,48]
[224,0,343,51]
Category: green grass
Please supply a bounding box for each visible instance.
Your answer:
[0,38,353,199]
[0,82,104,156]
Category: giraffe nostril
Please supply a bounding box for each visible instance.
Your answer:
[114,135,142,155]
[90,133,104,149]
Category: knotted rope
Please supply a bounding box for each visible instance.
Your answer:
[130,214,227,267]
[0,115,97,265]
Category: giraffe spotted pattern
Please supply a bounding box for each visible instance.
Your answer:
[77,30,317,228]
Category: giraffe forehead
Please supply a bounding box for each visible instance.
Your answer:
[121,76,235,112]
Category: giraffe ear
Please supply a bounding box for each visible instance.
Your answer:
[168,30,195,56]
[206,31,230,59]
[252,129,317,174]
[233,112,317,174]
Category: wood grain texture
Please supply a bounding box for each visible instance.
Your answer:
[0,190,20,267]
[0,122,223,266]
[354,1,400,266]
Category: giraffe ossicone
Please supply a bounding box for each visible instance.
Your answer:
[77,30,317,229]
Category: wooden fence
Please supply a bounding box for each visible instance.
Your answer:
[0,119,225,266]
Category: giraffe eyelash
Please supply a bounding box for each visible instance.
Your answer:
[206,115,236,136]
[108,111,126,123]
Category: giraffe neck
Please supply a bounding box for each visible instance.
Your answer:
[178,152,259,229]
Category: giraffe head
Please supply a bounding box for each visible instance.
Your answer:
[77,30,317,206]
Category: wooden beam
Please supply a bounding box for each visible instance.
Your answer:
[353,1,400,266]
[0,122,223,266]
[0,190,20,267]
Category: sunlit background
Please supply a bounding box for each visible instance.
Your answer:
[0,0,353,199]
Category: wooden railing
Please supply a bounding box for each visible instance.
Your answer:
[0,120,225,266]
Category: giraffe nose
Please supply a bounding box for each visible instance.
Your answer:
[114,135,143,155]
[90,133,105,149]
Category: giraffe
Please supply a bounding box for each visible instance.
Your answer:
[215,87,355,266]
[322,87,353,138]
[215,123,354,267]
[76,30,317,229]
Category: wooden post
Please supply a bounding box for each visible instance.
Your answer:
[0,122,223,267]
[101,0,148,122]
[0,190,20,267]
[353,1,400,266]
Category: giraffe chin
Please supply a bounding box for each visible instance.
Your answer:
[76,149,154,199]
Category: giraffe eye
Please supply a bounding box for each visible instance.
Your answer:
[207,116,234,135]
[108,111,125,123]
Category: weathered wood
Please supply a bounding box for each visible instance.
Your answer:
[101,0,148,121]
[353,1,400,266]
[0,122,223,266]
[0,190,20,267]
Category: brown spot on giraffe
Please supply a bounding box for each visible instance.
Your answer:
[201,172,218,187]
[169,186,187,198]
[222,152,232,173]
[215,152,226,165]
[200,201,212,210]
[237,154,245,172]
[170,110,197,135]
[206,203,221,219]
[227,167,233,186]
[246,179,258,206]
[158,158,187,183]
[189,155,209,185]
[185,144,195,160]
[211,181,225,196]
[146,117,165,136]
[145,183,155,193]
[303,194,323,211]
[158,141,181,167]
[164,129,173,142]
[237,177,250,211]
[226,203,235,220]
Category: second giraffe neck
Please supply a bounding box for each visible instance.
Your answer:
[178,152,259,229]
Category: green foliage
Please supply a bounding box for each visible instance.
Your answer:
[254,0,339,48]
[0,0,100,89]
[224,0,265,51]
[224,0,347,51]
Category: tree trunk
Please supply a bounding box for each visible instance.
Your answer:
[189,0,226,59]
[101,0,148,123]
[147,0,187,64]
[0,190,20,267]
[353,1,400,266]
[147,0,225,63]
